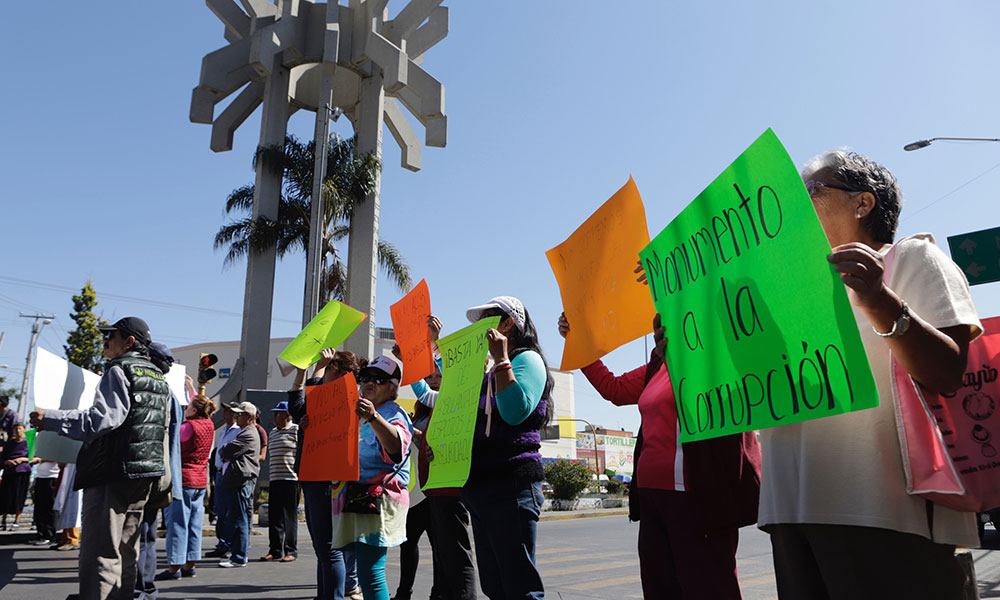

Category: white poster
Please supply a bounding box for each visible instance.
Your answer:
[166,363,188,405]
[31,348,100,463]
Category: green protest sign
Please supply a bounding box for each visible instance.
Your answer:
[26,428,36,460]
[423,316,500,490]
[279,300,367,369]
[638,129,878,442]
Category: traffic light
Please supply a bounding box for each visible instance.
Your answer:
[197,353,218,395]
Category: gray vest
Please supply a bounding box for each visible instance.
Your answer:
[75,352,170,490]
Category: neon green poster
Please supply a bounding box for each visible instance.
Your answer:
[26,428,36,460]
[423,316,499,490]
[279,300,367,369]
[638,129,878,442]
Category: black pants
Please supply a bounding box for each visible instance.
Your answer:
[395,499,432,600]
[769,523,964,600]
[268,479,299,557]
[427,496,476,600]
[134,504,160,599]
[32,477,57,541]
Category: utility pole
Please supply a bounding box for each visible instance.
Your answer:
[19,313,54,420]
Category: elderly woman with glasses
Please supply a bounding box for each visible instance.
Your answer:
[734,150,982,600]
[332,355,413,600]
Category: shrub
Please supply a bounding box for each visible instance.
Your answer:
[605,478,626,497]
[543,459,592,500]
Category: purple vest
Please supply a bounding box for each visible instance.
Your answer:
[468,373,547,484]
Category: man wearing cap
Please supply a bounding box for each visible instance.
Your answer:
[216,401,261,568]
[30,317,171,600]
[262,400,299,562]
[207,402,242,558]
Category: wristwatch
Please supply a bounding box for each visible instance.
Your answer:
[873,301,911,339]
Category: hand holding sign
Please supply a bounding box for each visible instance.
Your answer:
[423,317,500,491]
[638,129,878,442]
[279,300,367,369]
[299,373,360,481]
[546,177,656,371]
[390,279,435,386]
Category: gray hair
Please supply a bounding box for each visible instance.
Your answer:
[801,149,902,243]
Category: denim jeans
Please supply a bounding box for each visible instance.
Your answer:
[165,487,207,565]
[213,471,228,552]
[302,481,358,599]
[217,479,254,564]
[462,477,545,600]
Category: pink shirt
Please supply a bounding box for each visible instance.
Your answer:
[580,360,684,491]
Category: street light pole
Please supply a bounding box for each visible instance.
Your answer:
[903,137,1000,151]
[18,313,54,420]
[560,417,603,473]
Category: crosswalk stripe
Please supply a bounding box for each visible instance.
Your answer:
[536,551,633,565]
[561,573,642,591]
[738,572,777,588]
[541,559,637,578]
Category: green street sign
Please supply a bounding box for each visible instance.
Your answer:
[947,226,1000,285]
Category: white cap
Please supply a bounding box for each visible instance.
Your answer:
[233,401,258,416]
[362,355,402,383]
[466,296,526,333]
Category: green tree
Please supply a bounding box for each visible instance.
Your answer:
[214,134,412,302]
[0,375,18,401]
[543,459,593,500]
[63,281,109,371]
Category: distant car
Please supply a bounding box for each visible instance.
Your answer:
[978,508,1000,544]
[541,482,554,498]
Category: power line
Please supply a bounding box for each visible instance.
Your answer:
[902,159,1000,223]
[0,275,300,324]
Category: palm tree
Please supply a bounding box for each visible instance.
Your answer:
[215,134,413,302]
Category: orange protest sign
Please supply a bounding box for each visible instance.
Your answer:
[546,176,656,371]
[298,373,360,482]
[390,279,435,386]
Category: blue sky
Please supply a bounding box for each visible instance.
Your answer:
[2,2,1000,433]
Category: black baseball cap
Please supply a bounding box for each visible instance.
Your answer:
[99,317,152,346]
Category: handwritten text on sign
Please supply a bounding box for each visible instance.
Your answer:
[299,373,360,482]
[637,129,877,442]
[422,317,499,490]
[390,279,435,386]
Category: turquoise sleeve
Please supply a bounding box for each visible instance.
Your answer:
[495,351,546,426]
[410,378,430,401]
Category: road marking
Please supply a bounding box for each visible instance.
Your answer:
[739,572,777,588]
[535,546,584,555]
[561,573,642,591]
[541,559,637,578]
[536,551,634,565]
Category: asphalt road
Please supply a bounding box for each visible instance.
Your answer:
[2,516,1000,599]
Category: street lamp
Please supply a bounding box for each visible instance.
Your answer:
[559,417,603,472]
[903,137,1000,151]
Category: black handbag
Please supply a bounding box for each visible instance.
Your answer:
[342,446,411,515]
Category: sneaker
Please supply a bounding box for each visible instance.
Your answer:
[346,587,364,600]
[55,544,79,551]
[218,559,247,568]
[181,567,197,578]
[154,570,181,581]
[28,539,52,546]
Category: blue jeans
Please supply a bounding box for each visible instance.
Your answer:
[213,471,228,552]
[166,487,207,565]
[351,542,389,600]
[303,481,358,598]
[462,477,545,600]
[218,479,254,564]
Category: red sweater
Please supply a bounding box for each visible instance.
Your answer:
[181,418,215,489]
[580,357,761,532]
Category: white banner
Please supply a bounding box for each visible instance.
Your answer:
[31,348,100,463]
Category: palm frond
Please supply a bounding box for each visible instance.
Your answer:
[377,239,413,292]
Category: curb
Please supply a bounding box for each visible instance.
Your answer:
[540,509,630,522]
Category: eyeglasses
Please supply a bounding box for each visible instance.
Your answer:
[805,179,858,198]
[358,372,390,385]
